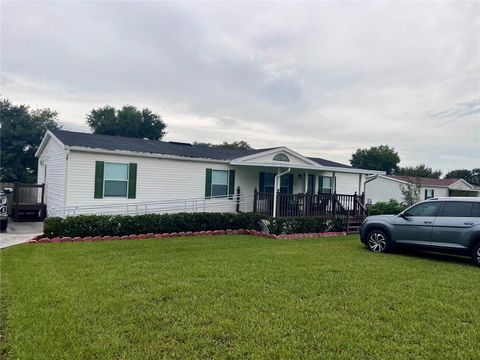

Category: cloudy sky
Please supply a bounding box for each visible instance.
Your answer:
[2,1,479,173]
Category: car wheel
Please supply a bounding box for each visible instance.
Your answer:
[472,242,480,268]
[366,229,390,253]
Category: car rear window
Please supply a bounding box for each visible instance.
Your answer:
[471,203,480,217]
[439,202,473,217]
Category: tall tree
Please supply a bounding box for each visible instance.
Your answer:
[87,105,167,140]
[396,164,442,178]
[350,145,400,174]
[194,140,253,150]
[0,98,60,183]
[444,168,480,186]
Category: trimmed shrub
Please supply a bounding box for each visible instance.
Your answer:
[266,217,344,235]
[43,212,264,238]
[367,200,407,216]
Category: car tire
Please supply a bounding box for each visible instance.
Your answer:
[366,229,391,253]
[472,242,480,268]
[0,219,7,232]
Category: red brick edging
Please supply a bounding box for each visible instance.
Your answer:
[27,230,347,244]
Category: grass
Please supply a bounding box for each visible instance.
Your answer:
[1,235,479,359]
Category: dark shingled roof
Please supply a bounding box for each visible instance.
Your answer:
[51,130,353,168]
[385,175,466,187]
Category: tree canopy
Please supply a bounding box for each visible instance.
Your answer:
[0,98,61,183]
[396,164,442,178]
[350,145,400,174]
[444,168,480,186]
[193,140,253,150]
[86,105,167,140]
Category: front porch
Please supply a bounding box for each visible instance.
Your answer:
[251,190,368,232]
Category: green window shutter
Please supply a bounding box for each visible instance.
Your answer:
[128,163,137,199]
[259,172,265,192]
[318,175,324,194]
[228,170,235,199]
[205,168,212,198]
[94,161,104,199]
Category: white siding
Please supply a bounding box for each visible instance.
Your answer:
[335,172,363,195]
[365,177,451,204]
[37,137,67,214]
[51,150,371,216]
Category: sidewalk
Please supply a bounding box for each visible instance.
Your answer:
[0,221,43,249]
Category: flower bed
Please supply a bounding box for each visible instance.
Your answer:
[28,230,347,244]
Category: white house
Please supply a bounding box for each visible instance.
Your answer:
[365,174,479,204]
[36,130,384,217]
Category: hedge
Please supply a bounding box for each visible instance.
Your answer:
[367,199,407,216]
[44,212,264,238]
[266,217,344,235]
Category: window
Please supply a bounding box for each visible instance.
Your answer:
[471,203,480,217]
[104,163,129,197]
[211,170,229,197]
[425,189,434,199]
[405,202,441,217]
[439,202,473,217]
[319,176,333,194]
[273,153,290,162]
[260,172,291,194]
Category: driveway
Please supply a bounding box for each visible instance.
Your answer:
[0,221,43,249]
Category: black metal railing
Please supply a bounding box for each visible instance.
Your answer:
[253,189,367,220]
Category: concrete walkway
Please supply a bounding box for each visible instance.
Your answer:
[0,221,43,249]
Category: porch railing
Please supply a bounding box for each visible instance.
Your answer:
[253,190,368,220]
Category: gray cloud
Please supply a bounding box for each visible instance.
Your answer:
[1,1,479,172]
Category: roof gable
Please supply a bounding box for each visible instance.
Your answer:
[231,147,319,167]
[378,175,475,189]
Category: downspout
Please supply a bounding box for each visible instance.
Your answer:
[273,167,291,218]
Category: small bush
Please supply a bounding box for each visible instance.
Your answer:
[367,200,407,216]
[266,217,344,235]
[44,212,264,238]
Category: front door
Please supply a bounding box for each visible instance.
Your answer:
[393,202,442,246]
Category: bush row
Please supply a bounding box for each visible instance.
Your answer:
[367,199,407,216]
[44,212,264,238]
[266,217,344,235]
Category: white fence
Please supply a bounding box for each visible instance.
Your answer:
[48,194,255,217]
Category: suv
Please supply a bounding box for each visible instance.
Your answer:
[0,190,8,231]
[360,197,480,267]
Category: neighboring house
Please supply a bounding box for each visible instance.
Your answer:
[365,175,479,204]
[35,130,383,217]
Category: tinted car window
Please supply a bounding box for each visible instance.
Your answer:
[439,202,473,217]
[471,203,480,217]
[406,202,441,217]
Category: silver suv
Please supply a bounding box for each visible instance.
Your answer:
[360,197,480,267]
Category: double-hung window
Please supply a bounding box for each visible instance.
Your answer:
[211,170,229,197]
[319,176,333,194]
[104,163,129,197]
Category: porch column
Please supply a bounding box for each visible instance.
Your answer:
[358,174,362,194]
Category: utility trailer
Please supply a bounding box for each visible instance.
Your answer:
[11,183,46,221]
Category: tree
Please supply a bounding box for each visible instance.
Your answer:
[444,169,480,186]
[350,145,400,174]
[0,98,60,183]
[193,140,253,150]
[400,178,422,206]
[87,105,167,140]
[396,164,442,178]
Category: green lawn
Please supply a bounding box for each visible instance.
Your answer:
[1,235,479,359]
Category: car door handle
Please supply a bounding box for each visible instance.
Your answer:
[424,221,432,224]
[464,222,474,225]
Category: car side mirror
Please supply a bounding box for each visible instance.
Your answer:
[399,212,408,219]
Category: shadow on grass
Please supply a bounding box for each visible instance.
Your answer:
[392,247,475,267]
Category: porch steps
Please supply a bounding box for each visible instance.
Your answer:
[346,220,363,234]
